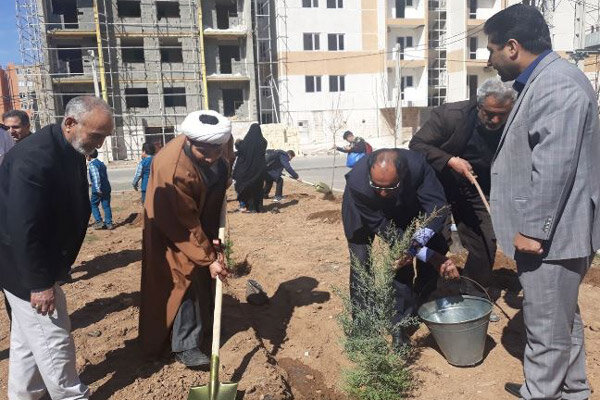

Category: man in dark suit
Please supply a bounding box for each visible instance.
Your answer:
[0,96,113,399]
[409,79,516,299]
[342,148,459,346]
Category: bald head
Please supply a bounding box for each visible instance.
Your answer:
[369,150,401,198]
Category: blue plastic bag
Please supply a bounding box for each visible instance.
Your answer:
[346,152,365,168]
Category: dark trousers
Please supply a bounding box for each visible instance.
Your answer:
[263,175,283,198]
[171,268,214,353]
[447,185,497,287]
[348,232,448,324]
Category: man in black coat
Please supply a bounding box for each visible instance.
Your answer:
[342,148,459,345]
[0,96,113,399]
[409,78,516,293]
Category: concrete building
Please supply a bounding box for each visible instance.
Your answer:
[273,0,518,151]
[0,64,23,114]
[16,0,257,161]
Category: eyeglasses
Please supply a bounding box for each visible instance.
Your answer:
[369,177,401,191]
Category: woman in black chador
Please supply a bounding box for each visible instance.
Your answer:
[233,123,268,212]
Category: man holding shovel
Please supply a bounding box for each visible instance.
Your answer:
[409,78,516,318]
[342,148,459,347]
[139,110,231,368]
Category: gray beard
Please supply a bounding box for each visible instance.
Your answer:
[71,136,94,156]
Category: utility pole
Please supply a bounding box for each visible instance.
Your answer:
[394,43,403,148]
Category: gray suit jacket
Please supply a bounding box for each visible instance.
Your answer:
[490,52,600,260]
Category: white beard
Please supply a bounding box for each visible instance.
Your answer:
[71,136,94,156]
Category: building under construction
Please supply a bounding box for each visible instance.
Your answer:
[16,0,262,161]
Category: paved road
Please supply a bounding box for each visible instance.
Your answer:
[107,154,351,192]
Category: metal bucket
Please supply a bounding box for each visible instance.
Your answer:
[418,295,493,367]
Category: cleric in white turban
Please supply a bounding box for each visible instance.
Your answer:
[139,109,233,367]
[180,110,232,145]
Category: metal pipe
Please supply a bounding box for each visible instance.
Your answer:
[92,0,108,102]
[197,3,209,109]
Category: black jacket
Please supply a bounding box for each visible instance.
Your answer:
[409,100,478,173]
[341,149,448,242]
[0,124,90,300]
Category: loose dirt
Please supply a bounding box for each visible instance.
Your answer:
[0,181,599,399]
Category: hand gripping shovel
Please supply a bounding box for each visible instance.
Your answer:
[187,198,238,400]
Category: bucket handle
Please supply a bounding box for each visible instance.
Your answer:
[456,275,492,304]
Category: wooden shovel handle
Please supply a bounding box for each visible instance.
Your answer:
[211,198,228,357]
[465,171,491,214]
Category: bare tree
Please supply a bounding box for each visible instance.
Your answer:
[328,94,350,190]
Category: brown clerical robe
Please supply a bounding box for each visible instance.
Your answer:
[139,134,227,357]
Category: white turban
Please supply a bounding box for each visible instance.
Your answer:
[180,110,232,145]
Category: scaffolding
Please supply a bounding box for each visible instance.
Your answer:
[253,0,279,124]
[15,0,257,161]
[427,0,447,106]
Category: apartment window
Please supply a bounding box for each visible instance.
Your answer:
[51,0,78,28]
[468,75,478,100]
[469,37,478,59]
[157,1,180,20]
[302,0,318,7]
[164,87,187,107]
[57,47,83,74]
[401,76,414,89]
[216,5,237,29]
[395,0,412,18]
[218,45,241,73]
[261,113,274,124]
[117,1,141,18]
[303,33,320,50]
[328,34,345,51]
[329,75,345,92]
[469,0,477,19]
[326,0,343,8]
[125,88,149,108]
[396,36,413,59]
[222,89,244,117]
[160,38,183,63]
[305,76,322,92]
[121,38,144,63]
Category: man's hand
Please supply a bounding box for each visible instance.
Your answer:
[513,233,543,255]
[30,287,56,316]
[209,256,229,282]
[447,157,474,178]
[429,252,460,280]
[393,253,414,270]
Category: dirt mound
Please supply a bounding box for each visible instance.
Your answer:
[307,210,342,224]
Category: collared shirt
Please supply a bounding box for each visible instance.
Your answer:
[88,158,111,194]
[513,49,552,94]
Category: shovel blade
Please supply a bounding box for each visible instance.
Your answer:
[187,382,238,400]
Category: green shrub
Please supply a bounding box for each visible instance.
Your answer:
[337,210,445,399]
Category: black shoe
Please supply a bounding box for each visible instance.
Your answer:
[174,348,210,368]
[504,382,522,398]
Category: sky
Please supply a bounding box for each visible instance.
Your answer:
[0,1,21,67]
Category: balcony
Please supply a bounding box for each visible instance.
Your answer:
[386,18,426,28]
[386,58,427,69]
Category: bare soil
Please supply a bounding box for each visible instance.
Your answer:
[0,181,599,399]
